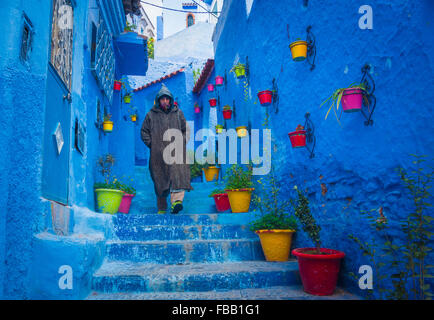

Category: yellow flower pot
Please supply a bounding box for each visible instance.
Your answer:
[255,229,295,261]
[103,120,113,132]
[131,115,137,122]
[225,188,254,213]
[203,166,220,182]
[289,40,308,61]
[236,126,248,137]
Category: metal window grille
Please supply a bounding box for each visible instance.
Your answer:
[20,13,33,62]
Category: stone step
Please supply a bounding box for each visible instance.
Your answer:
[86,285,360,300]
[106,239,265,263]
[91,260,299,293]
[112,212,258,227]
[113,224,258,241]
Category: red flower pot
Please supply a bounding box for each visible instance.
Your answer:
[113,81,122,91]
[213,193,231,212]
[118,193,135,214]
[209,98,217,107]
[292,248,345,296]
[223,109,232,119]
[207,83,214,92]
[215,76,224,86]
[257,90,273,106]
[194,106,201,113]
[288,130,306,148]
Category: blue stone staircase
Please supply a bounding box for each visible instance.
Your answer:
[87,167,358,300]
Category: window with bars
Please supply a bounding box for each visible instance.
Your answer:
[50,0,74,91]
[90,13,115,103]
[20,14,33,63]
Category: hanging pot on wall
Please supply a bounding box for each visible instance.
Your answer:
[288,129,306,148]
[222,106,232,119]
[341,88,364,113]
[103,120,113,132]
[236,126,248,137]
[209,98,217,107]
[215,76,224,86]
[113,80,122,91]
[207,83,214,92]
[233,64,246,78]
[194,104,201,113]
[289,40,308,61]
[123,94,131,103]
[130,115,137,122]
[215,124,224,133]
[257,90,273,106]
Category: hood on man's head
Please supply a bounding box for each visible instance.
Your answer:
[155,83,174,104]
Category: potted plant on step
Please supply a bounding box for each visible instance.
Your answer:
[209,188,231,212]
[249,166,297,261]
[201,150,220,182]
[291,186,345,296]
[190,154,204,182]
[103,114,113,132]
[115,179,136,214]
[288,124,306,148]
[320,83,367,123]
[94,154,125,214]
[222,105,232,119]
[224,164,254,213]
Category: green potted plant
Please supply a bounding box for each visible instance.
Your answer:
[124,21,137,32]
[224,164,254,213]
[291,186,345,296]
[230,62,246,79]
[94,154,124,214]
[190,157,204,182]
[320,82,367,123]
[249,166,297,261]
[209,188,230,212]
[123,92,132,104]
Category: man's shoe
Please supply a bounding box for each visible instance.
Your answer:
[170,201,183,214]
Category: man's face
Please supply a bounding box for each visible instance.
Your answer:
[159,96,170,108]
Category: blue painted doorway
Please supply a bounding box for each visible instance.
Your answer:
[41,0,74,204]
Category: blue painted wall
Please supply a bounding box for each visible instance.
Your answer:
[0,0,144,299]
[212,0,434,298]
[0,0,51,299]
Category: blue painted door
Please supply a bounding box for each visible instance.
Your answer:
[41,0,74,204]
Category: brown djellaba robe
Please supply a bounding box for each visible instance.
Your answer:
[140,84,192,197]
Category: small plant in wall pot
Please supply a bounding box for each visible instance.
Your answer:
[123,92,132,104]
[103,114,113,132]
[291,186,345,296]
[223,105,232,119]
[230,62,246,79]
[320,82,367,123]
[289,38,309,61]
[288,124,306,148]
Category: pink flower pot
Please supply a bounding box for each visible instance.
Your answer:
[118,193,135,214]
[341,88,364,113]
[194,106,201,113]
[207,83,214,92]
[215,76,224,86]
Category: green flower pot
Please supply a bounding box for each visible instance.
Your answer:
[234,65,246,78]
[124,95,131,103]
[94,188,125,214]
